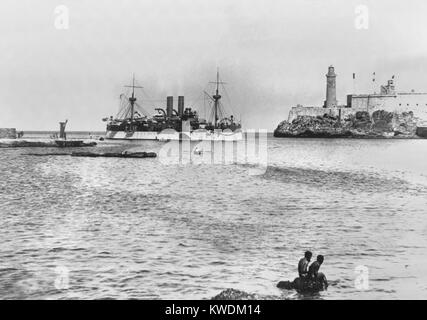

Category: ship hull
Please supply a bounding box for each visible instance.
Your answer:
[105,130,243,141]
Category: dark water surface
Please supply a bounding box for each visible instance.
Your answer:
[1,135,427,299]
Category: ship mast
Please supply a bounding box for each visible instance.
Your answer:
[124,74,143,123]
[210,68,225,128]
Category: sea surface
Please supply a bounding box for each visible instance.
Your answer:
[1,132,427,300]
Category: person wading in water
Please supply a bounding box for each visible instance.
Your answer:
[276,251,328,291]
[298,251,312,279]
[308,255,328,289]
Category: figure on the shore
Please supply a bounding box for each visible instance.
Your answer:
[59,120,68,140]
[298,251,312,278]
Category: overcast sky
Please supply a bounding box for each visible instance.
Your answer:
[1,0,427,131]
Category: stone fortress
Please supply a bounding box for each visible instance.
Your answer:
[275,65,427,138]
[288,65,427,123]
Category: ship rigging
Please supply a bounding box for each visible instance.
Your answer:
[104,70,242,140]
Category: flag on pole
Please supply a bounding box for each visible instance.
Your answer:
[352,73,356,94]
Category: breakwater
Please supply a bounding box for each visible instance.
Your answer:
[25,151,157,158]
[0,139,96,148]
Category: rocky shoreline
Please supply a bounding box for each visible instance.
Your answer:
[211,289,281,300]
[274,110,424,139]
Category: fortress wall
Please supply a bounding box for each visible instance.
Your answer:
[350,93,427,121]
[395,94,427,122]
[288,91,427,123]
[350,95,396,111]
[0,128,17,139]
[288,107,355,122]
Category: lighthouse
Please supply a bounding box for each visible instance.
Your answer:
[324,65,337,108]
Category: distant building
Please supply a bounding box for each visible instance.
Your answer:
[288,66,427,123]
[347,78,427,115]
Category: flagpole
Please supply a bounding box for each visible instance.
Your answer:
[353,73,356,94]
[372,72,376,94]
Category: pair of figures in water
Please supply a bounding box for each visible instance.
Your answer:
[297,251,328,290]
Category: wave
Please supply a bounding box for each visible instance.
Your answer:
[261,165,413,194]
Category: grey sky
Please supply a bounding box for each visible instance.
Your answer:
[1,0,427,131]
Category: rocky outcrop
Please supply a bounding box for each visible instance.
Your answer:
[212,289,280,300]
[277,277,327,293]
[212,289,261,300]
[274,110,421,138]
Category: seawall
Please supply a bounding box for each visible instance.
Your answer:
[288,107,355,122]
[0,128,17,139]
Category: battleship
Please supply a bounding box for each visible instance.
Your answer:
[103,71,242,141]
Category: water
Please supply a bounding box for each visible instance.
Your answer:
[1,134,427,300]
[20,131,104,140]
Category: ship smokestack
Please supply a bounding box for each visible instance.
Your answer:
[324,65,337,108]
[167,96,173,118]
[178,96,184,117]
